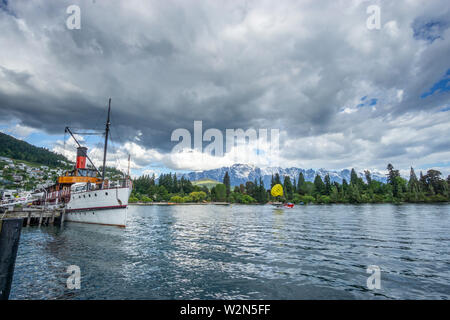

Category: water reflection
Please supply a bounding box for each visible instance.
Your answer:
[9,204,450,300]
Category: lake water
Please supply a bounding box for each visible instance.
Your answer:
[9,204,450,300]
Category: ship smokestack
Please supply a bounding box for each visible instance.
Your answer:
[76,147,88,169]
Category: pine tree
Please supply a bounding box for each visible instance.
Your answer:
[258,177,268,203]
[245,181,255,197]
[387,164,400,185]
[348,183,361,203]
[283,175,294,200]
[314,174,325,195]
[223,171,231,200]
[387,164,401,197]
[364,170,372,185]
[324,174,331,195]
[350,168,359,185]
[342,178,349,196]
[408,167,419,192]
[173,173,179,193]
[297,172,306,195]
[419,171,427,191]
[274,173,281,185]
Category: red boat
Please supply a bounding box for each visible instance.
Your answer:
[283,203,294,208]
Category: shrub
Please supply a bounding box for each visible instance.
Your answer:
[189,191,207,202]
[141,196,152,203]
[300,195,315,204]
[240,194,256,204]
[317,195,331,204]
[169,195,184,203]
[129,196,139,203]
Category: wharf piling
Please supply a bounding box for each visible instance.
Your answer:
[0,218,23,300]
[1,207,63,227]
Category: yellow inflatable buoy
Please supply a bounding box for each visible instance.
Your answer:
[271,184,283,197]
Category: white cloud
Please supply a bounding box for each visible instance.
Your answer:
[6,123,36,138]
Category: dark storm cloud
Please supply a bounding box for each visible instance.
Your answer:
[0,0,449,171]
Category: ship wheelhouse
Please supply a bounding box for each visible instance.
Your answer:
[45,146,102,204]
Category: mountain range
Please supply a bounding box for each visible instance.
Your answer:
[182,163,388,187]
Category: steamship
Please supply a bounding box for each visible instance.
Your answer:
[43,99,132,227]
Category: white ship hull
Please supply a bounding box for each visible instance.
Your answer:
[65,187,130,227]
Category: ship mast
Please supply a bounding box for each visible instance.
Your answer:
[127,154,131,178]
[102,98,111,182]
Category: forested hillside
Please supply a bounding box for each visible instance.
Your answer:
[0,132,69,167]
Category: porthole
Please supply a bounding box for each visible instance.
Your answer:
[105,192,108,196]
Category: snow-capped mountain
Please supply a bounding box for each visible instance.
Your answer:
[183,164,387,187]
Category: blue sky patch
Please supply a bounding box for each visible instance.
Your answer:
[421,69,450,98]
[412,18,449,43]
[356,97,377,108]
[0,0,16,17]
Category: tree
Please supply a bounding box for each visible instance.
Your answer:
[274,173,281,185]
[408,167,420,193]
[424,169,446,195]
[283,176,294,200]
[342,178,349,196]
[190,191,207,202]
[173,173,179,193]
[330,185,340,203]
[387,164,400,185]
[364,170,372,185]
[245,181,255,196]
[313,174,325,195]
[419,171,427,191]
[350,168,359,186]
[223,171,231,200]
[297,172,307,195]
[324,174,332,195]
[386,164,401,197]
[348,183,361,203]
[214,183,227,202]
[256,177,268,203]
[170,195,184,203]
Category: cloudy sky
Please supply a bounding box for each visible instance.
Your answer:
[0,0,449,177]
